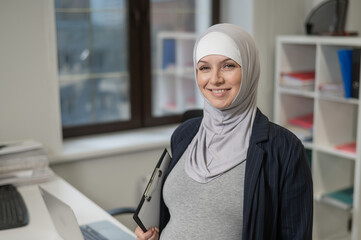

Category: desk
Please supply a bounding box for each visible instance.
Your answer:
[0,176,136,239]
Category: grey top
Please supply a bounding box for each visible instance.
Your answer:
[160,147,246,240]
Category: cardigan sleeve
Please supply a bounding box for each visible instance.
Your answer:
[279,139,313,239]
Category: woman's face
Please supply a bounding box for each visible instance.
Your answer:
[196,54,242,109]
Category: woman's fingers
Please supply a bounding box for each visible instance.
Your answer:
[135,226,149,240]
[149,227,159,240]
[150,228,159,240]
[135,226,159,240]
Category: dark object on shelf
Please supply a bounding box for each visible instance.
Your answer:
[0,184,29,230]
[351,48,360,99]
[337,48,360,99]
[305,0,357,36]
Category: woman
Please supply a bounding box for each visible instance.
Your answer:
[136,23,313,240]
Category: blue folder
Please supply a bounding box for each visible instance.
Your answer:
[338,49,353,98]
[162,39,176,69]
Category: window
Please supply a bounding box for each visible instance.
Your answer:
[55,0,219,138]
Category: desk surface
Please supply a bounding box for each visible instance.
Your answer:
[0,176,136,239]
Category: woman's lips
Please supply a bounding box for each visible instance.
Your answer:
[209,88,230,97]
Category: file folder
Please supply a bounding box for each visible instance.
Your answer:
[133,149,171,232]
[338,49,353,98]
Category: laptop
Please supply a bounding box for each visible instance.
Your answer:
[39,186,136,240]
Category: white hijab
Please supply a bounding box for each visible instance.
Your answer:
[185,23,260,183]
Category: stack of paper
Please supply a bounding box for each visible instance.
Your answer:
[318,82,344,97]
[280,71,315,90]
[0,140,54,185]
[287,113,314,142]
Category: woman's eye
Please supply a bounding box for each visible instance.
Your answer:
[224,63,235,69]
[199,66,210,71]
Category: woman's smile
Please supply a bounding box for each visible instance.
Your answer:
[209,88,231,96]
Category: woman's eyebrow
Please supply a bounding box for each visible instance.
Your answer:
[220,58,233,63]
[197,58,234,65]
[197,60,208,64]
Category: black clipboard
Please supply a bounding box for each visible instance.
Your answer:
[133,148,171,232]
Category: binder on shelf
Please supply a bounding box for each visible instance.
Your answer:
[334,141,356,153]
[162,39,176,69]
[338,49,353,98]
[352,48,360,99]
[288,113,314,129]
[280,71,315,90]
[321,187,353,210]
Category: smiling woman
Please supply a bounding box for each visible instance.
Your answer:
[135,23,313,240]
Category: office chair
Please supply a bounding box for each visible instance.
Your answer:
[182,109,203,122]
[107,207,137,216]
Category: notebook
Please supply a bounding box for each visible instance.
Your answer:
[39,186,135,240]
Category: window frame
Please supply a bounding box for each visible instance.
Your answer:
[62,0,220,138]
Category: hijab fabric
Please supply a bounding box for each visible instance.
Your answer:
[185,23,260,183]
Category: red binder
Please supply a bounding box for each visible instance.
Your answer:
[335,142,357,153]
[281,71,315,86]
[288,113,314,129]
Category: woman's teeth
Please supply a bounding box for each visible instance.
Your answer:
[213,89,226,93]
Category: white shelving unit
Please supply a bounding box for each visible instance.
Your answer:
[274,36,361,240]
[153,31,203,117]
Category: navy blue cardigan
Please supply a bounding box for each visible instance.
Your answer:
[159,109,313,239]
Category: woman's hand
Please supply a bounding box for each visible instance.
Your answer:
[135,226,159,240]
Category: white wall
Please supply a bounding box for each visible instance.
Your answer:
[347,0,361,34]
[0,0,62,155]
[220,0,254,34]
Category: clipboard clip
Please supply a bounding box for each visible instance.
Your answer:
[144,168,162,201]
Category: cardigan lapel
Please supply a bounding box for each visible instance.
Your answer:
[242,109,269,239]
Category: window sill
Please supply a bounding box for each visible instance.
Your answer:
[50,124,178,164]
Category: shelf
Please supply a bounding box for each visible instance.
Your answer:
[326,232,351,240]
[318,94,359,105]
[316,146,357,160]
[153,31,200,118]
[279,87,315,98]
[277,35,361,47]
[155,67,194,78]
[275,36,361,240]
[315,196,353,212]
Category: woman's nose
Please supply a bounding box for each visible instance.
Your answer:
[209,69,224,85]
